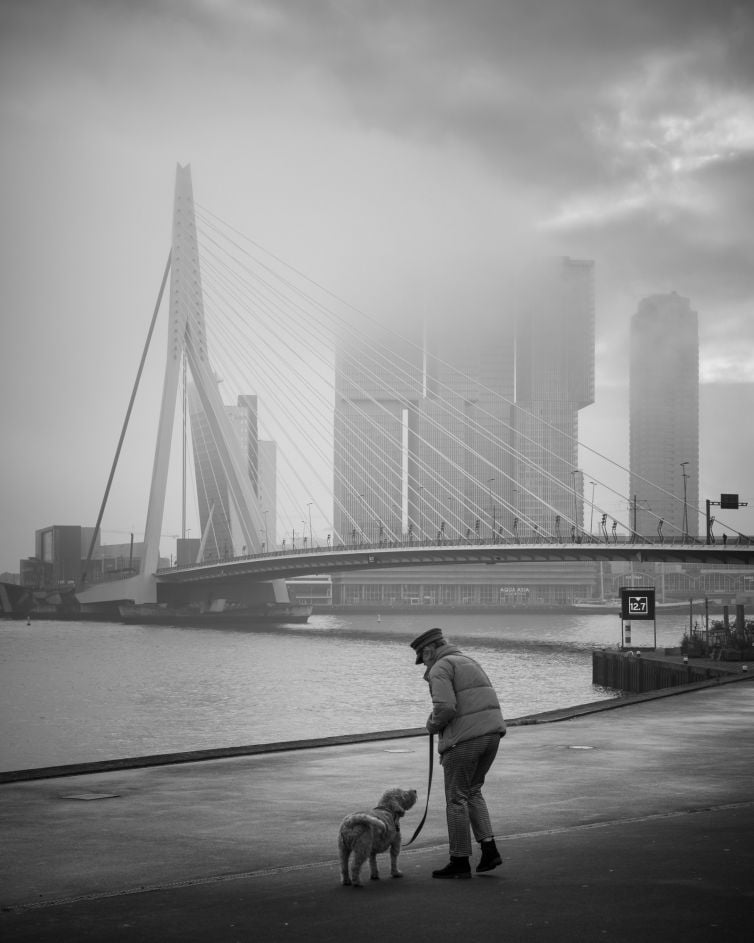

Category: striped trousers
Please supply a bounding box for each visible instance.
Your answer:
[441,733,501,857]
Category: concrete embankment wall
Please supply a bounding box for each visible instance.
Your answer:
[593,649,735,694]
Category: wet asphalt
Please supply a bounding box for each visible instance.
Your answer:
[1,674,753,942]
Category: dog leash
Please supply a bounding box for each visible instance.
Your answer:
[405,733,433,846]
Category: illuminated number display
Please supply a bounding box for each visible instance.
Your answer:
[620,588,655,620]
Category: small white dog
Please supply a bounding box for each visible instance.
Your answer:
[338,787,418,887]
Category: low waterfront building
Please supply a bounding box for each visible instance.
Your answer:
[328,561,600,609]
[323,560,754,611]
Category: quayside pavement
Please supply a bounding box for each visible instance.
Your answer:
[1,675,753,943]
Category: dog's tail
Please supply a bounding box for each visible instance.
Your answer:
[341,813,388,833]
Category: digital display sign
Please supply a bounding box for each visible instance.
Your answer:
[620,587,655,621]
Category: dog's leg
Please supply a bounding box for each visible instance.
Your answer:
[350,854,365,887]
[350,833,369,887]
[369,851,380,881]
[389,836,403,878]
[338,835,351,886]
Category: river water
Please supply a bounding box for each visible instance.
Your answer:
[0,610,691,772]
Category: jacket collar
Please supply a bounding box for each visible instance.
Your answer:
[422,642,461,679]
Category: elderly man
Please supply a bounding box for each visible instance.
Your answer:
[410,627,505,879]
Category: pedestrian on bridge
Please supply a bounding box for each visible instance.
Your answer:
[410,627,506,879]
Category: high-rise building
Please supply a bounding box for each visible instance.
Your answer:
[332,257,595,544]
[226,395,259,499]
[190,390,274,558]
[629,292,699,538]
[513,258,595,537]
[333,318,424,544]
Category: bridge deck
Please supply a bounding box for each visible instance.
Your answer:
[154,538,754,584]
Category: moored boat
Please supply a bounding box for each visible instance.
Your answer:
[118,601,312,626]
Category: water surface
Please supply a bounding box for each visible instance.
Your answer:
[0,611,690,771]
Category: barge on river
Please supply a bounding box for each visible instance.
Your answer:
[118,601,312,626]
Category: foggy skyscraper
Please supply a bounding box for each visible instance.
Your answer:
[332,257,595,543]
[629,292,699,539]
[513,258,595,536]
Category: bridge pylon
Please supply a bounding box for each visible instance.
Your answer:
[78,165,278,607]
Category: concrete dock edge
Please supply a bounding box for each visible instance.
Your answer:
[3,666,751,784]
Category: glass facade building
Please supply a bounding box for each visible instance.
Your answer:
[332,257,595,547]
[629,293,699,539]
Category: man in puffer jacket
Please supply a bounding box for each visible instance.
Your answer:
[410,627,506,879]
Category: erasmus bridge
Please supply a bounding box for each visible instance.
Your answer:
[75,165,753,610]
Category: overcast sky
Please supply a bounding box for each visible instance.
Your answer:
[1,0,753,573]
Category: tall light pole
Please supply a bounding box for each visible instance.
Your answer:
[306,502,313,547]
[358,492,367,543]
[589,481,596,535]
[680,461,689,541]
[263,509,269,552]
[570,469,580,539]
[487,478,496,541]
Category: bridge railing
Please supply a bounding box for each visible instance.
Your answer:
[155,531,752,575]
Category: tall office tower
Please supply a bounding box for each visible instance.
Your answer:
[629,292,699,538]
[332,257,595,545]
[333,320,424,544]
[190,389,269,559]
[513,257,595,537]
[414,316,516,540]
[331,311,517,545]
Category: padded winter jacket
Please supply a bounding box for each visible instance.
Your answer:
[423,643,506,754]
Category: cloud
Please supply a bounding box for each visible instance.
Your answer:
[1,0,754,571]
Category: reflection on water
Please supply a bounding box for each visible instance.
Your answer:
[0,611,690,771]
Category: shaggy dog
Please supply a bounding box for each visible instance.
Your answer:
[338,787,417,887]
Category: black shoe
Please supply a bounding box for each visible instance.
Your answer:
[476,839,502,873]
[432,856,471,879]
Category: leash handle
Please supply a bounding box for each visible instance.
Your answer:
[405,733,433,846]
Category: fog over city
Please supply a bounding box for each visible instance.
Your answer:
[1,0,753,573]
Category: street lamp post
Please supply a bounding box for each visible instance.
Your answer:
[307,502,313,547]
[487,478,495,542]
[680,462,689,541]
[570,470,580,540]
[589,481,596,535]
[357,492,369,543]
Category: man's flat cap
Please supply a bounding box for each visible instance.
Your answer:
[410,627,445,664]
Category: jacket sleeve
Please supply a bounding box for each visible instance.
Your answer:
[426,663,458,732]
